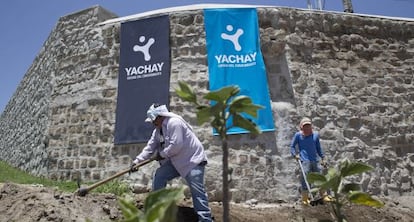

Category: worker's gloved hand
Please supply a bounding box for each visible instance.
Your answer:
[152,151,165,161]
[294,154,300,161]
[321,158,328,168]
[129,161,139,175]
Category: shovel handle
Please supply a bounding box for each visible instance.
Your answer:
[76,157,155,196]
[297,159,314,200]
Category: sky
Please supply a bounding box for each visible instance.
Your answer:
[0,0,413,114]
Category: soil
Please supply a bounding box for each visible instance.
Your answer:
[1,182,413,222]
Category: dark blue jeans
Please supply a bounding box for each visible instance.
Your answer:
[153,160,212,222]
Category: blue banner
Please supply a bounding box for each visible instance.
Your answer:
[114,15,170,144]
[204,8,275,134]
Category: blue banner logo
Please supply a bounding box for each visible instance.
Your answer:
[204,8,275,134]
[115,15,171,144]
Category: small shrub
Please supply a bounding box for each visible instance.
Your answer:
[307,158,384,222]
[176,81,262,222]
[118,186,185,222]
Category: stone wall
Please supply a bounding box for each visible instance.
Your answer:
[0,5,413,203]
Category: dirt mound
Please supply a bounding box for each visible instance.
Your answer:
[1,183,413,222]
[0,183,120,222]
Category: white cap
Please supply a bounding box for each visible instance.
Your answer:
[300,117,312,128]
[145,104,169,122]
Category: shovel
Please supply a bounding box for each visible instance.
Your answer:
[297,159,324,206]
[75,157,155,196]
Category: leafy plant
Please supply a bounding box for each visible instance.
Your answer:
[176,81,263,222]
[118,186,185,222]
[307,159,384,222]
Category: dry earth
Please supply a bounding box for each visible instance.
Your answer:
[1,182,413,222]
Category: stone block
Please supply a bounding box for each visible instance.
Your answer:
[81,159,87,168]
[88,159,97,168]
[92,171,101,180]
[238,154,248,165]
[65,160,74,169]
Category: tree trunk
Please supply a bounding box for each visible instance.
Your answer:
[222,138,230,222]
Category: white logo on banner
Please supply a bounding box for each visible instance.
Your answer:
[221,25,243,51]
[215,24,257,68]
[133,36,155,61]
[125,35,164,80]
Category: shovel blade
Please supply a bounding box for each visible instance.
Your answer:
[310,198,325,206]
[76,187,89,196]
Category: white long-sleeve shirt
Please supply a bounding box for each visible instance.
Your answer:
[135,116,207,177]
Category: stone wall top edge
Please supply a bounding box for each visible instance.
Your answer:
[98,4,292,26]
[58,5,118,23]
[98,4,413,27]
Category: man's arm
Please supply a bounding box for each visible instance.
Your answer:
[134,130,158,163]
[290,133,299,157]
[314,133,324,159]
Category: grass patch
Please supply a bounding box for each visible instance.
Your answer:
[0,160,78,192]
[0,160,132,196]
[93,179,132,196]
